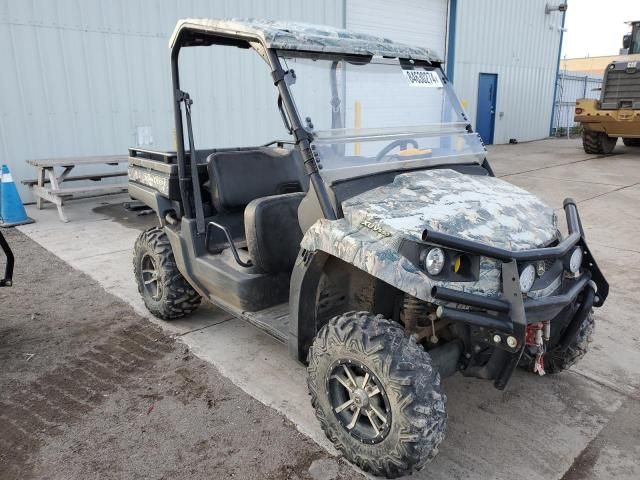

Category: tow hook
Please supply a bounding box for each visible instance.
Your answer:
[525,321,550,376]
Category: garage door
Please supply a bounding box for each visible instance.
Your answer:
[342,0,450,157]
[346,0,448,60]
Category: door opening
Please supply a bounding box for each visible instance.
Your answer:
[476,73,498,145]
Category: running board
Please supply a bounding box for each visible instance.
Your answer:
[242,303,290,343]
[207,295,290,344]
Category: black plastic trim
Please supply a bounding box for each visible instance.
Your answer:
[288,250,330,362]
[399,241,480,282]
[128,182,179,225]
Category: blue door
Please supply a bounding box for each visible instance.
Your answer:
[476,73,498,145]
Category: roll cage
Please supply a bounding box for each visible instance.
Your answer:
[169,22,446,236]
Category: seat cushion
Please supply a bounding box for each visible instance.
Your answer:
[244,192,305,274]
[207,148,307,212]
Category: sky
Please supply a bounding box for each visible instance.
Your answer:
[561,0,639,59]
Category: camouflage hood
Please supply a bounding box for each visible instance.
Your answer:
[342,169,557,250]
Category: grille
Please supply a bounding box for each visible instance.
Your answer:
[601,65,640,109]
[541,258,555,273]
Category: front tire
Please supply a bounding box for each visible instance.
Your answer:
[307,312,447,478]
[582,130,617,154]
[133,227,201,320]
[521,313,595,375]
[543,312,595,374]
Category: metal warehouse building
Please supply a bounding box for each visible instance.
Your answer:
[1,0,566,199]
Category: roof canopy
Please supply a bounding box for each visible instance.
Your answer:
[170,18,441,62]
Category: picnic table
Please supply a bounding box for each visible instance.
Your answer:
[23,155,128,222]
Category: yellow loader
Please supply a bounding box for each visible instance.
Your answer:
[575,20,640,154]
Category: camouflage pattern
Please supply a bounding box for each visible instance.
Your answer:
[128,167,170,196]
[301,169,561,302]
[170,18,439,62]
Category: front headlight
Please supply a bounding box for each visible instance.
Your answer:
[424,248,445,275]
[519,264,536,293]
[567,247,583,273]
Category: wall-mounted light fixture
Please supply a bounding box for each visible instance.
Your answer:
[545,3,568,14]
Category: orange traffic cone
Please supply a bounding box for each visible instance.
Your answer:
[0,164,34,227]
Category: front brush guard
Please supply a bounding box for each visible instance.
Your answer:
[423,198,609,389]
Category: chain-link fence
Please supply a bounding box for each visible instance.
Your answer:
[552,72,602,138]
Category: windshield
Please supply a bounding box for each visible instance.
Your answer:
[631,22,640,54]
[278,54,486,182]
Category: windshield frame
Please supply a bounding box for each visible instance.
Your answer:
[275,51,484,184]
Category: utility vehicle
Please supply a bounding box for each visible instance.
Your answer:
[575,20,640,153]
[129,19,609,478]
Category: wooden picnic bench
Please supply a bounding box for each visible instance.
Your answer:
[23,155,128,222]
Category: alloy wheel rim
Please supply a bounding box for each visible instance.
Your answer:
[326,359,392,444]
[141,254,162,300]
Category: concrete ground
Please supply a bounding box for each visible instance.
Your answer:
[9,137,640,479]
[0,229,360,480]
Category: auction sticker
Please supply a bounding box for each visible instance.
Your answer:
[402,69,443,88]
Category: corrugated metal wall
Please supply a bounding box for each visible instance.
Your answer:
[346,0,448,59]
[552,72,602,132]
[1,0,568,200]
[0,0,343,199]
[452,0,564,144]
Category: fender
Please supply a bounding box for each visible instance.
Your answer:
[300,217,434,301]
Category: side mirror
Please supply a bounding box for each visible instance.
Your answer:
[623,33,631,49]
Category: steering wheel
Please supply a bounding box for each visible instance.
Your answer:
[374,139,419,162]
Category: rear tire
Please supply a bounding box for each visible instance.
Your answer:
[133,227,201,320]
[622,138,640,147]
[307,312,447,478]
[582,130,617,154]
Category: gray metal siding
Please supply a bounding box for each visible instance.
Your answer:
[346,0,448,60]
[452,0,564,144]
[0,0,343,199]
